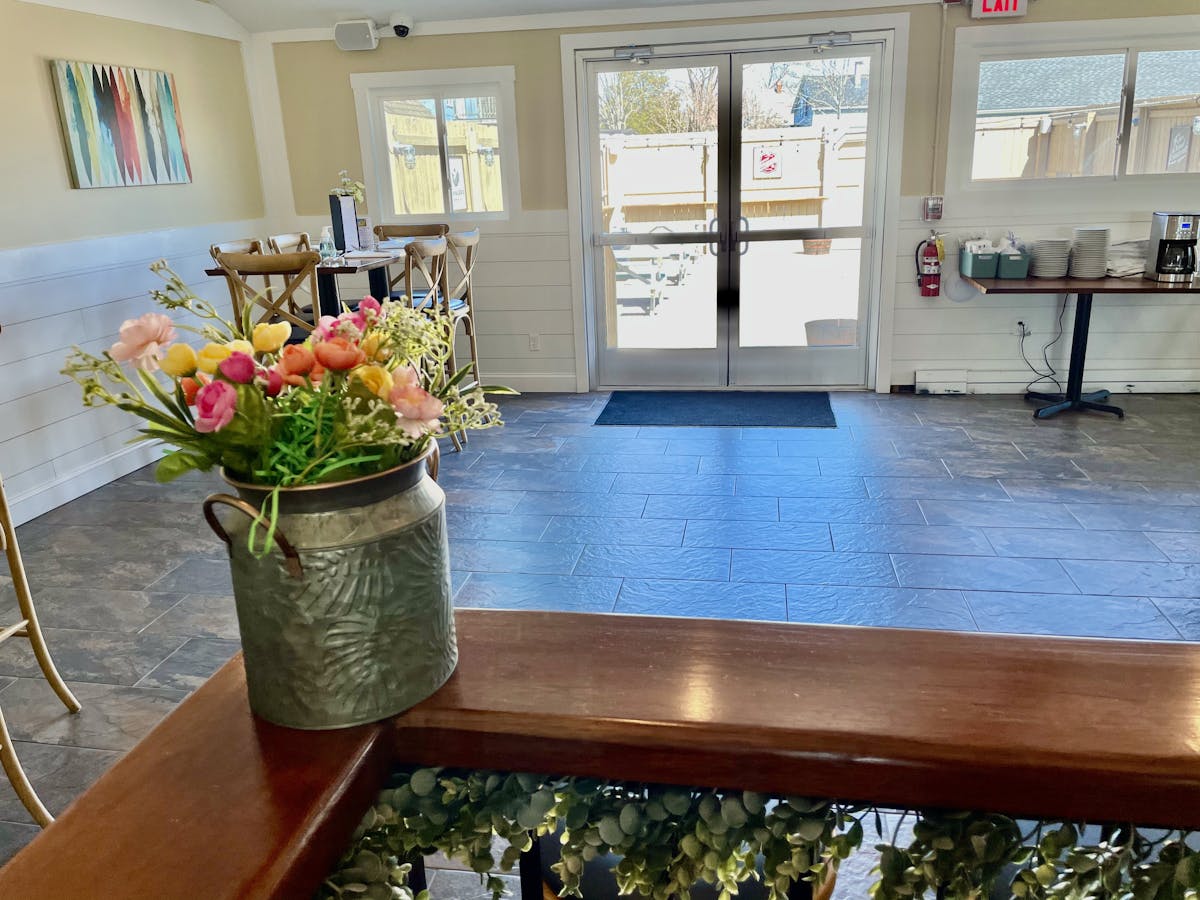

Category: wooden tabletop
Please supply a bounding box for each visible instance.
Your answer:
[963,274,1200,295]
[204,250,405,279]
[3,611,1199,899]
[0,657,391,900]
[396,611,1200,829]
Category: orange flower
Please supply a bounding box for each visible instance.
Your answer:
[180,374,209,406]
[313,337,366,372]
[276,345,316,386]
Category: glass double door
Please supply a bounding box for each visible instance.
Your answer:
[586,42,883,388]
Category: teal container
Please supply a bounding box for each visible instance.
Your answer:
[997,251,1031,279]
[960,248,998,279]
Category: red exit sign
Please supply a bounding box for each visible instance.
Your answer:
[972,0,1026,17]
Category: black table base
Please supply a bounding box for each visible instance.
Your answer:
[1023,292,1124,421]
[315,265,394,319]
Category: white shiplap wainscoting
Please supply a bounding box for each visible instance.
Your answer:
[0,220,261,525]
[890,200,1200,394]
[296,209,577,394]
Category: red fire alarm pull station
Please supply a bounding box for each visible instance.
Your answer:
[972,0,1026,17]
[922,196,944,221]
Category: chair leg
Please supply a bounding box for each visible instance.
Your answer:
[0,484,80,715]
[0,703,53,827]
[463,313,482,385]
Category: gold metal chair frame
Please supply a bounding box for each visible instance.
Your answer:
[0,476,81,826]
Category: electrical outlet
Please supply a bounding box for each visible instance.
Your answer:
[1013,320,1032,337]
[528,334,541,351]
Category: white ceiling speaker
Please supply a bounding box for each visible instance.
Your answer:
[334,19,379,52]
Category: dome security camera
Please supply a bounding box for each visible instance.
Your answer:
[389,13,413,37]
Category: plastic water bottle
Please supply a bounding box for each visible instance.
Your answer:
[319,226,337,260]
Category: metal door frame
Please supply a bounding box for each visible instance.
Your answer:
[728,41,886,387]
[569,22,902,391]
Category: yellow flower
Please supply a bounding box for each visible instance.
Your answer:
[353,364,394,401]
[252,321,292,354]
[228,339,255,357]
[196,342,232,375]
[159,343,198,378]
[361,333,391,362]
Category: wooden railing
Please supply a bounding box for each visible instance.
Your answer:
[0,609,1197,898]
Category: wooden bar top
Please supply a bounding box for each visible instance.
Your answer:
[0,656,391,900]
[963,274,1200,294]
[396,611,1200,829]
[3,610,1199,898]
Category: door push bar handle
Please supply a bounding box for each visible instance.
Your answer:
[708,217,723,255]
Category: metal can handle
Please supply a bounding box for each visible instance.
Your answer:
[427,441,440,483]
[202,493,303,578]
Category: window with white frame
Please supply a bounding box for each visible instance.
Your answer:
[946,17,1200,208]
[970,47,1199,182]
[352,67,519,223]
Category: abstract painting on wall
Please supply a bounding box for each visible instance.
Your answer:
[51,60,192,189]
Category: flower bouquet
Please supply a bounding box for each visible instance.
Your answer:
[63,262,513,728]
[64,261,507,496]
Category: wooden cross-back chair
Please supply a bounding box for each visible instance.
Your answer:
[211,239,272,320]
[266,234,315,320]
[267,233,312,255]
[374,224,449,302]
[438,229,482,386]
[214,251,320,339]
[403,237,448,315]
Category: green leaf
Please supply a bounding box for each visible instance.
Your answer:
[663,789,692,817]
[598,815,625,847]
[155,450,207,483]
[409,769,439,798]
[619,804,642,836]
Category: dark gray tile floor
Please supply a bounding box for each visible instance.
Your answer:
[0,390,1197,886]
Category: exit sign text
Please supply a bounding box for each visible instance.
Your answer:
[972,0,1026,17]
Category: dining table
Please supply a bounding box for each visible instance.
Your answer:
[205,239,414,320]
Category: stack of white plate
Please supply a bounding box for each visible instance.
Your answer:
[1069,227,1110,279]
[1031,239,1071,278]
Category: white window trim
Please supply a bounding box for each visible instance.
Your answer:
[945,15,1200,220]
[351,66,521,224]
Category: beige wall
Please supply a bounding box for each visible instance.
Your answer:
[0,0,263,249]
[274,0,1198,217]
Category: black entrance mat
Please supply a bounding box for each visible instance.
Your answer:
[595,391,836,428]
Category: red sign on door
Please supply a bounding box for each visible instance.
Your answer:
[753,146,782,180]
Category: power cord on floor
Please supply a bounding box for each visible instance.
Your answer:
[1020,295,1068,394]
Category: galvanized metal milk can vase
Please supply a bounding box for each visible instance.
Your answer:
[202,445,457,730]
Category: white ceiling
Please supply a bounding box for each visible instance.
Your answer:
[208,0,722,33]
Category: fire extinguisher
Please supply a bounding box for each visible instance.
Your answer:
[916,232,943,297]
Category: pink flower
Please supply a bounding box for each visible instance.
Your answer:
[389,367,444,438]
[314,312,364,342]
[193,381,238,433]
[359,297,382,322]
[258,367,283,397]
[217,351,256,384]
[110,313,177,371]
[313,316,340,341]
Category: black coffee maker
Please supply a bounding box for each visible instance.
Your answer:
[1144,213,1198,283]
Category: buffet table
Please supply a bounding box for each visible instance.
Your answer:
[962,275,1200,419]
[1,610,1197,897]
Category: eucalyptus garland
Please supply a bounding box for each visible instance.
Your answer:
[317,768,1200,900]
